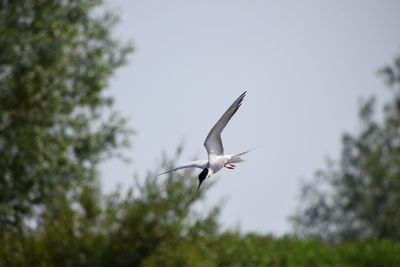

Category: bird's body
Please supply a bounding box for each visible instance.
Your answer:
[159,91,252,189]
[209,154,226,174]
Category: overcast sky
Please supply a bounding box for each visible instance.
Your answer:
[101,0,400,235]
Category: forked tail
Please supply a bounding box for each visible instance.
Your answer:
[229,147,257,163]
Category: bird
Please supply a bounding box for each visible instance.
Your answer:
[158,91,252,190]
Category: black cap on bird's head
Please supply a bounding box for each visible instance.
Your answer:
[197,168,209,191]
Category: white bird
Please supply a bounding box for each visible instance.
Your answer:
[159,91,253,190]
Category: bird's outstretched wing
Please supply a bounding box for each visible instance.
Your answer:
[204,91,246,156]
[158,160,208,176]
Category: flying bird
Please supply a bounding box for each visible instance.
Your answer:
[159,91,252,190]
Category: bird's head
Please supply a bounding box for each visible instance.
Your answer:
[197,168,209,190]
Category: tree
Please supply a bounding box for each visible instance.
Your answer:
[0,149,221,267]
[100,152,219,267]
[0,0,132,234]
[291,54,400,242]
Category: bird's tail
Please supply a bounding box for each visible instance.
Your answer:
[229,147,257,163]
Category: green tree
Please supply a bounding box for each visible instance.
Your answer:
[0,149,221,267]
[291,55,400,242]
[0,0,132,234]
[101,153,219,267]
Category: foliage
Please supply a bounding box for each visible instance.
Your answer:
[100,154,219,267]
[212,234,400,267]
[2,0,400,266]
[0,151,220,267]
[0,0,132,233]
[2,152,400,266]
[291,55,400,242]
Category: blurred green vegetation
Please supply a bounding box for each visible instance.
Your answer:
[2,152,400,266]
[1,0,400,266]
[0,0,132,233]
[292,56,400,243]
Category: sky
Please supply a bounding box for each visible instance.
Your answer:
[101,0,400,235]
